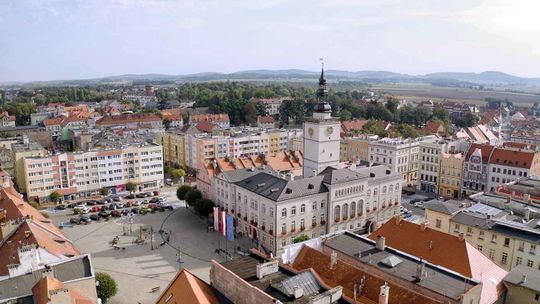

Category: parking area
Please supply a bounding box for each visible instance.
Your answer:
[399,190,434,223]
[49,187,254,304]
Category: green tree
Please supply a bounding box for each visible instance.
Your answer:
[243,102,258,124]
[170,168,186,180]
[293,234,310,243]
[96,272,118,304]
[125,182,136,192]
[385,98,399,115]
[339,109,352,121]
[100,187,110,196]
[176,185,193,201]
[49,191,61,202]
[157,99,168,110]
[194,198,215,217]
[432,107,450,124]
[185,189,202,207]
[396,124,419,138]
[163,118,172,129]
[255,102,269,116]
[362,120,387,137]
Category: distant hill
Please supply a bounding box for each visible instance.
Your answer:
[4,69,540,87]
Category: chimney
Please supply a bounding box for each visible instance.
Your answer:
[378,282,390,304]
[330,251,337,270]
[42,264,54,279]
[420,222,428,231]
[520,274,527,284]
[376,235,386,251]
[414,259,426,282]
[256,260,279,279]
[524,209,531,221]
[1,175,10,189]
[458,233,465,241]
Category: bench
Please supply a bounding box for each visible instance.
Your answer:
[150,286,160,293]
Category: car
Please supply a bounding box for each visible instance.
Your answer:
[98,210,111,218]
[111,210,122,217]
[412,201,424,208]
[69,217,80,224]
[135,193,146,198]
[158,196,166,202]
[165,178,173,186]
[107,204,116,210]
[90,206,101,213]
[111,196,121,202]
[152,190,159,196]
[85,200,97,206]
[159,203,173,210]
[67,203,77,208]
[125,201,134,207]
[121,209,130,216]
[149,197,160,204]
[103,198,112,203]
[131,207,140,214]
[115,202,125,208]
[74,206,90,214]
[132,201,142,206]
[404,213,413,219]
[96,200,107,205]
[78,215,91,224]
[89,214,100,221]
[54,204,66,210]
[125,194,135,199]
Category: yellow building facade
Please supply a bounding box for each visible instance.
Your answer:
[438,152,464,199]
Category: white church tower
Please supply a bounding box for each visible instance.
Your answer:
[303,62,341,178]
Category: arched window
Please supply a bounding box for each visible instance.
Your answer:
[367,189,371,197]
[281,208,287,217]
[382,186,387,194]
[389,184,394,193]
[358,200,364,216]
[395,183,400,191]
[334,205,341,222]
[300,204,306,214]
[350,201,356,216]
[342,203,349,219]
[291,206,296,216]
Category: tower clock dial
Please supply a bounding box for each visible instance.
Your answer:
[326,127,334,135]
[308,127,314,137]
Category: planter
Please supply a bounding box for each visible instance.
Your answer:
[300,226,305,231]
[312,223,317,228]
[334,219,340,223]
[269,230,273,235]
[281,231,286,235]
[342,216,348,220]
[290,228,296,233]
[261,226,266,231]
[320,220,326,225]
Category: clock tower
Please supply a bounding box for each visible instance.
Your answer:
[303,63,341,178]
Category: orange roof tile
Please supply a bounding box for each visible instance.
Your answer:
[96,113,161,126]
[292,246,442,304]
[155,268,221,304]
[189,113,229,123]
[258,116,275,123]
[489,147,537,168]
[341,119,369,133]
[466,143,495,163]
[196,121,218,133]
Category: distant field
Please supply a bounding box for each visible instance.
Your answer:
[371,84,540,106]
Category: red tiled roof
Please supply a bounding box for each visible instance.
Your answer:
[96,113,161,125]
[258,116,275,123]
[32,276,95,304]
[465,143,495,162]
[489,148,537,168]
[196,121,218,133]
[292,246,442,304]
[341,119,369,133]
[424,121,444,134]
[155,268,220,304]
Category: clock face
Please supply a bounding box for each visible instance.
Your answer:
[326,127,334,135]
[308,128,314,137]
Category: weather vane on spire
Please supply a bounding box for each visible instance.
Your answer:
[320,57,324,69]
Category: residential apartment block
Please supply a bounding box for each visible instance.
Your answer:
[369,137,420,186]
[188,113,230,129]
[418,137,448,193]
[439,152,464,199]
[157,128,303,170]
[426,198,540,272]
[22,142,163,202]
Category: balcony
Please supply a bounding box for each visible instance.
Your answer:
[320,220,326,225]
[261,226,266,231]
[268,229,273,235]
[290,228,296,233]
[300,226,305,231]
[334,218,340,223]
[312,222,317,228]
[281,231,287,236]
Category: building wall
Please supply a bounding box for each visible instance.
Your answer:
[22,144,163,201]
[369,139,420,186]
[418,141,447,194]
[425,209,455,236]
[504,285,539,304]
[438,154,464,199]
[346,138,370,163]
[14,147,48,193]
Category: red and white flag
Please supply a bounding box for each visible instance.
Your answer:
[220,210,227,236]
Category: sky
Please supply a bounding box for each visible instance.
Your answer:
[1,0,540,82]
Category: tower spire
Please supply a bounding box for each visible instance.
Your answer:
[313,59,331,118]
[317,58,328,102]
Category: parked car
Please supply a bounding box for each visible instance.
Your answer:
[165,178,173,186]
[98,210,111,218]
[69,217,80,224]
[131,207,140,214]
[107,204,116,210]
[115,202,125,208]
[135,193,146,198]
[78,215,91,224]
[111,210,122,217]
[89,214,100,221]
[111,196,121,202]
[102,198,112,203]
[74,206,90,214]
[412,201,424,208]
[90,206,101,213]
[125,194,135,199]
[96,200,107,205]
[121,209,130,216]
[152,190,159,196]
[67,203,77,208]
[125,201,134,207]
[159,202,173,210]
[85,200,97,206]
[54,204,66,210]
[149,197,160,204]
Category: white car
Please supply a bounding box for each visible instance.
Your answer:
[75,206,91,214]
[158,196,166,202]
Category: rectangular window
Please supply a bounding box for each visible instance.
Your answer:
[501,252,508,265]
[516,257,523,266]
[435,219,441,229]
[504,238,510,247]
